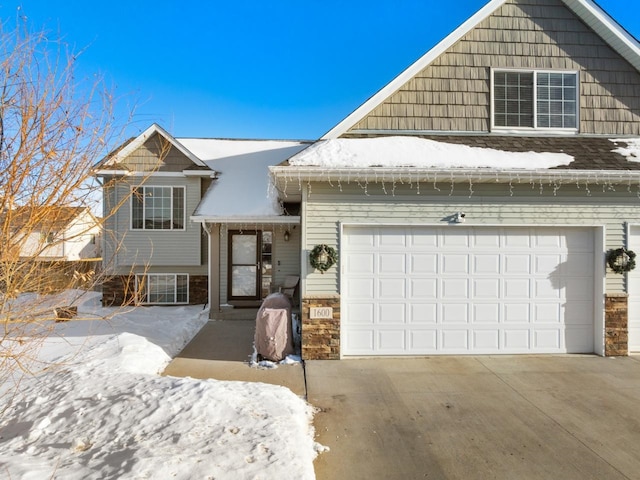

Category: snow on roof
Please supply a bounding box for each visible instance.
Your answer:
[610,138,640,162]
[288,136,574,170]
[178,139,309,219]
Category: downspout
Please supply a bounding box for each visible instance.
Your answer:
[202,222,212,314]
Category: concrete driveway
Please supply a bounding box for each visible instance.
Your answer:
[307,355,640,480]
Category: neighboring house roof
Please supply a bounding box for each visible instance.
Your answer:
[322,0,640,139]
[8,206,96,231]
[96,123,209,171]
[181,138,310,223]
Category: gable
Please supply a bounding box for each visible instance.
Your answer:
[331,0,640,137]
[119,132,197,172]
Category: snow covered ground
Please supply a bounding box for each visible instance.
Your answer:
[0,291,321,479]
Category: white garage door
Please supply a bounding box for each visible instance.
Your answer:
[628,226,640,352]
[342,226,595,355]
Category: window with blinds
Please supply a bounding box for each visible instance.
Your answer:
[493,70,578,130]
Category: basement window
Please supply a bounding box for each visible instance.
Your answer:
[136,274,189,304]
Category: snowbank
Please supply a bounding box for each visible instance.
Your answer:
[0,292,320,479]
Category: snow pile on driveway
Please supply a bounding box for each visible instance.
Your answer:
[0,292,320,479]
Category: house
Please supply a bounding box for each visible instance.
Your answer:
[0,205,102,294]
[5,206,101,262]
[98,0,640,359]
[95,124,309,307]
[270,0,640,359]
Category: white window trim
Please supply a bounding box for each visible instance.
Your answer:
[491,68,580,132]
[130,185,187,231]
[136,273,190,305]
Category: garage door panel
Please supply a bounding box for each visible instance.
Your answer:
[473,254,501,274]
[472,329,500,350]
[473,304,500,323]
[346,229,376,247]
[347,278,375,299]
[534,329,562,349]
[441,330,469,350]
[345,253,375,274]
[565,254,594,276]
[442,304,469,323]
[410,304,437,323]
[379,231,406,248]
[534,254,563,275]
[533,303,562,323]
[565,277,595,300]
[442,278,469,298]
[504,279,530,298]
[504,232,532,248]
[378,329,406,351]
[410,278,437,299]
[410,254,438,274]
[378,278,406,298]
[379,253,406,274]
[563,302,594,324]
[504,255,531,274]
[442,231,469,247]
[379,303,406,324]
[343,226,595,356]
[345,303,375,324]
[472,279,500,299]
[504,303,530,323]
[344,327,375,348]
[534,279,562,299]
[503,329,531,349]
[409,330,438,350]
[472,229,502,248]
[442,254,469,274]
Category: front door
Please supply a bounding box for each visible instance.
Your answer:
[229,231,260,300]
[228,230,272,301]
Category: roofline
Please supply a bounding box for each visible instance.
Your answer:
[321,0,640,140]
[190,215,300,225]
[270,165,640,184]
[100,124,207,168]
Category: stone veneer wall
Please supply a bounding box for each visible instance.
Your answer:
[101,275,208,306]
[605,293,628,356]
[301,296,340,360]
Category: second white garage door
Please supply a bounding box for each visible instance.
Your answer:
[342,226,595,355]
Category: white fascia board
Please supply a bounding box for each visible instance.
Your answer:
[95,171,191,178]
[190,215,300,225]
[182,170,217,178]
[321,0,506,140]
[564,0,640,72]
[103,124,206,168]
[271,165,640,184]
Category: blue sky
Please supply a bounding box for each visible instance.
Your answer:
[2,0,638,140]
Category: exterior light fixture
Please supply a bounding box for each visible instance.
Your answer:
[284,230,290,242]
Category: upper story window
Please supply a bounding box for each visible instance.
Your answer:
[493,70,578,130]
[131,186,185,230]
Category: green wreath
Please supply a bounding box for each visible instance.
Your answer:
[309,244,338,273]
[606,247,636,274]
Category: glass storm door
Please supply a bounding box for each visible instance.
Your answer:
[229,231,261,300]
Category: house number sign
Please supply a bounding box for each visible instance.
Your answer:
[310,307,333,319]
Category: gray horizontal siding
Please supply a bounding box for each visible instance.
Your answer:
[349,0,640,135]
[303,182,640,295]
[105,176,204,272]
